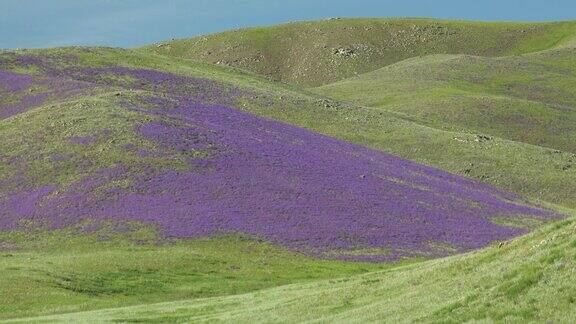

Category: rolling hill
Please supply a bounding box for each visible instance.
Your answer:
[316,46,576,153]
[0,49,557,261]
[147,18,576,86]
[1,18,576,322]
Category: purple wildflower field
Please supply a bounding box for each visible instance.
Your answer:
[0,55,560,261]
[0,70,34,92]
[0,58,92,119]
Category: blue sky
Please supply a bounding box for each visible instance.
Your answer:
[1,0,575,49]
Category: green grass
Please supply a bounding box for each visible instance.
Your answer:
[316,48,576,153]
[144,18,576,87]
[11,207,576,323]
[0,223,385,320]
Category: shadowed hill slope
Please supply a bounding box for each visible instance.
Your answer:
[144,18,576,87]
[316,45,576,153]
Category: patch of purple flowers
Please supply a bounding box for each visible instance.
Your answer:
[68,135,98,145]
[0,64,93,120]
[0,70,33,92]
[0,93,49,120]
[65,66,246,105]
[0,57,562,261]
[0,96,560,261]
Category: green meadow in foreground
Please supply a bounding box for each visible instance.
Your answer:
[10,207,576,323]
[0,224,384,320]
[1,18,576,322]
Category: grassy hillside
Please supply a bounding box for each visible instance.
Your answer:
[0,48,560,260]
[2,18,576,322]
[145,18,576,86]
[316,46,576,153]
[15,207,576,323]
[1,48,575,207]
[0,227,385,319]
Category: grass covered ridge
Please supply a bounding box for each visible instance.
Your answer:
[146,18,576,86]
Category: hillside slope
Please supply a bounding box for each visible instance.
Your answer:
[0,20,576,322]
[145,18,576,86]
[1,48,574,210]
[0,51,557,262]
[316,45,576,153]
[1,33,576,321]
[16,208,576,323]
